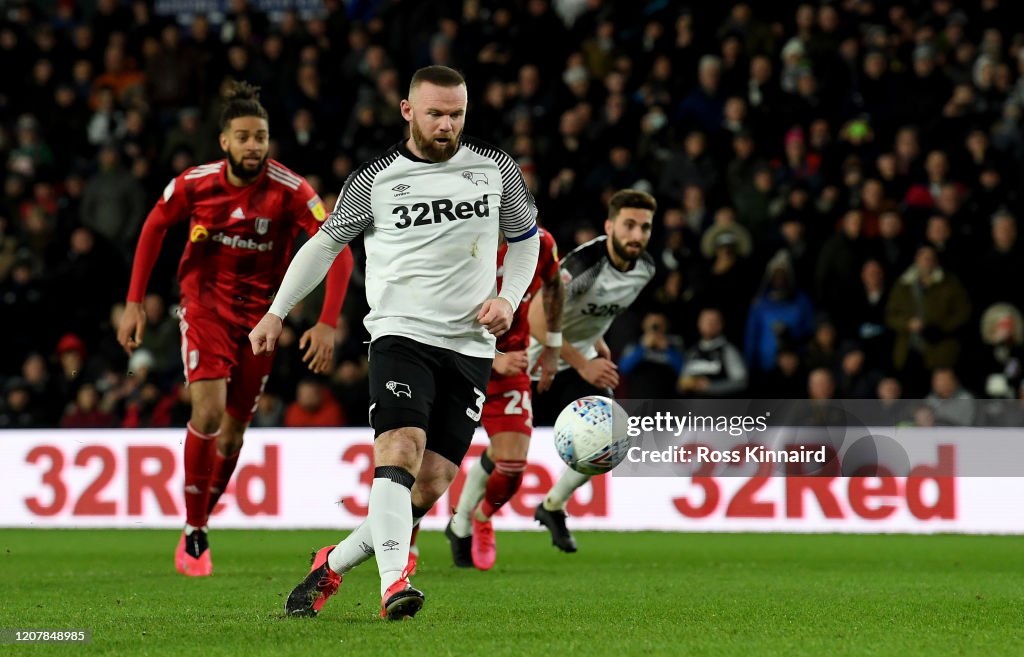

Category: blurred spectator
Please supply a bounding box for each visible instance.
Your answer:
[285,379,345,428]
[252,392,285,428]
[81,146,145,261]
[834,340,881,399]
[804,316,839,372]
[619,312,684,399]
[872,210,911,279]
[886,244,971,395]
[925,367,977,426]
[8,115,55,180]
[61,383,116,428]
[974,210,1024,311]
[144,24,197,119]
[745,250,815,375]
[19,352,57,421]
[876,377,905,425]
[0,257,47,371]
[697,222,755,346]
[86,85,127,147]
[51,227,125,345]
[54,332,89,404]
[835,260,891,371]
[974,303,1024,399]
[815,209,869,321]
[140,294,181,380]
[0,378,41,429]
[676,55,724,134]
[160,107,209,173]
[679,308,748,397]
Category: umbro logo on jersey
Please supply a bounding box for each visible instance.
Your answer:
[462,171,489,186]
[386,381,412,398]
[392,184,411,197]
[231,207,245,219]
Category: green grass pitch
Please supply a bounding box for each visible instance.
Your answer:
[1,529,1021,656]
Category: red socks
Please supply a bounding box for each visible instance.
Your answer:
[207,449,240,515]
[480,460,526,518]
[183,423,219,527]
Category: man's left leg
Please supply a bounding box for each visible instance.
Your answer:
[207,351,273,517]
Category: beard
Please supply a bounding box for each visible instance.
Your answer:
[226,150,267,181]
[610,233,644,262]
[411,119,460,162]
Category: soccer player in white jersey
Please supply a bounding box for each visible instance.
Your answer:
[527,189,656,552]
[248,65,540,620]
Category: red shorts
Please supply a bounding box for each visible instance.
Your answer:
[177,304,272,424]
[482,373,533,437]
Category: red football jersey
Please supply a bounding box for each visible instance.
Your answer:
[129,159,330,327]
[495,227,560,354]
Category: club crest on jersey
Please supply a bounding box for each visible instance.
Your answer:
[462,171,488,186]
[386,381,412,398]
[254,217,271,235]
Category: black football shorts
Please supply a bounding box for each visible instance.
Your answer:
[368,335,492,465]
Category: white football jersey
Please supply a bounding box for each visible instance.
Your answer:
[322,138,537,358]
[528,236,655,375]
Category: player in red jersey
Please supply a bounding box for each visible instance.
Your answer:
[441,227,563,570]
[117,81,353,577]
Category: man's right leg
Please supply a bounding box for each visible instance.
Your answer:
[178,378,226,576]
[287,336,436,619]
[176,303,240,575]
[287,427,427,619]
[288,444,452,619]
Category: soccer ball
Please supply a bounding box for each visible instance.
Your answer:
[553,396,630,475]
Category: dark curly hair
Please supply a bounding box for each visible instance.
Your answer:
[219,80,269,131]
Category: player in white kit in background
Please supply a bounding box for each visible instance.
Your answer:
[527,189,656,552]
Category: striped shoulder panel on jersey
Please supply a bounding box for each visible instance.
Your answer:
[561,237,607,298]
[321,144,402,244]
[461,136,536,235]
[183,162,223,179]
[266,162,303,190]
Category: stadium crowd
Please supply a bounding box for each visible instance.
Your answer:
[2,0,1024,429]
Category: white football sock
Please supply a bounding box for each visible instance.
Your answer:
[543,468,591,511]
[327,520,375,574]
[369,477,412,597]
[451,458,489,538]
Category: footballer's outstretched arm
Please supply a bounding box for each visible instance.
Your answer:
[118,178,189,354]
